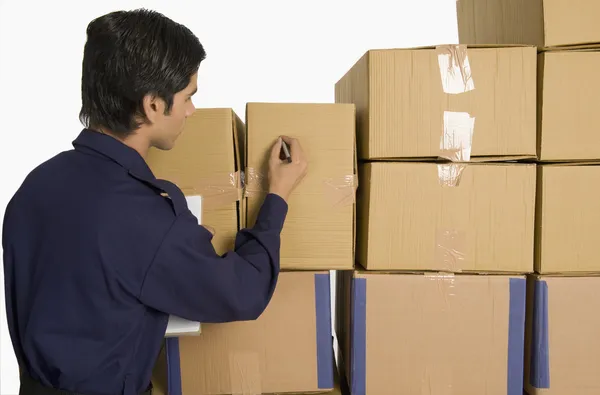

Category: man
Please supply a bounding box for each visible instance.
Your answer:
[2,9,308,395]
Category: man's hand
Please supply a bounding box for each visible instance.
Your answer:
[268,136,308,202]
[202,225,215,236]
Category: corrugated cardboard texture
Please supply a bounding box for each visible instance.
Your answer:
[151,271,333,395]
[335,46,536,160]
[538,51,600,161]
[245,103,356,270]
[525,275,600,394]
[357,162,536,272]
[457,0,600,47]
[341,272,526,395]
[535,165,600,273]
[147,108,243,255]
[152,368,343,395]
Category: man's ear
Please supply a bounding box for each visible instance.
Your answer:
[142,94,166,123]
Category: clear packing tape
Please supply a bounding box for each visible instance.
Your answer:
[244,167,358,208]
[437,110,475,188]
[435,45,476,188]
[435,229,467,272]
[178,168,357,212]
[179,171,243,210]
[437,44,475,94]
[434,45,475,272]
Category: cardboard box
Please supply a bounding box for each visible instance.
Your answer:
[535,165,600,273]
[357,162,536,272]
[151,271,334,395]
[245,103,356,270]
[337,271,527,395]
[335,45,536,160]
[538,51,600,161]
[525,275,600,394]
[456,0,600,48]
[147,108,244,255]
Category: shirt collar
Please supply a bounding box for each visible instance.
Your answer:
[72,129,155,181]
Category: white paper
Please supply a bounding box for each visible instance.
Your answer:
[185,195,203,224]
[164,195,204,337]
[165,315,202,337]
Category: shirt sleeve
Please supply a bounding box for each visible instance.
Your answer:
[139,193,288,323]
[2,199,26,370]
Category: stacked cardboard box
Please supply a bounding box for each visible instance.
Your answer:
[456,0,600,48]
[244,102,356,271]
[151,271,335,395]
[524,49,600,395]
[146,105,356,394]
[334,45,538,394]
[456,3,600,394]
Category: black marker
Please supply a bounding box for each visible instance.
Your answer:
[281,140,292,163]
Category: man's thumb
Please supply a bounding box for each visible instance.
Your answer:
[202,225,215,236]
[270,136,283,160]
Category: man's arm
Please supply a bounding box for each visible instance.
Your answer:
[138,193,287,322]
[138,135,307,323]
[2,198,26,370]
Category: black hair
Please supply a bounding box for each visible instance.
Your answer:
[79,9,206,137]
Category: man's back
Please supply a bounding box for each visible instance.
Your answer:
[3,128,295,395]
[2,9,307,395]
[3,134,175,394]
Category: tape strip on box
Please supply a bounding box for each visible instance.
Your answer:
[437,163,467,187]
[351,277,367,395]
[315,273,334,389]
[245,167,357,208]
[439,111,476,163]
[435,45,476,187]
[530,280,550,389]
[436,44,475,94]
[178,171,243,210]
[436,111,475,187]
[434,229,467,272]
[433,47,477,259]
[508,278,527,395]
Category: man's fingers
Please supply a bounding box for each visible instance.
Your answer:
[280,135,293,145]
[280,136,304,162]
[270,137,283,162]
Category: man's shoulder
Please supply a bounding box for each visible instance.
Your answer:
[27,149,75,176]
[13,148,170,218]
[8,150,75,202]
[20,149,104,189]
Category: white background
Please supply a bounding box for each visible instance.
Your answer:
[0,0,458,393]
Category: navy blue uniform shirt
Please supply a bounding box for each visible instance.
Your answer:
[2,129,287,395]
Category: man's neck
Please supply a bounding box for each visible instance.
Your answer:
[95,128,150,159]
